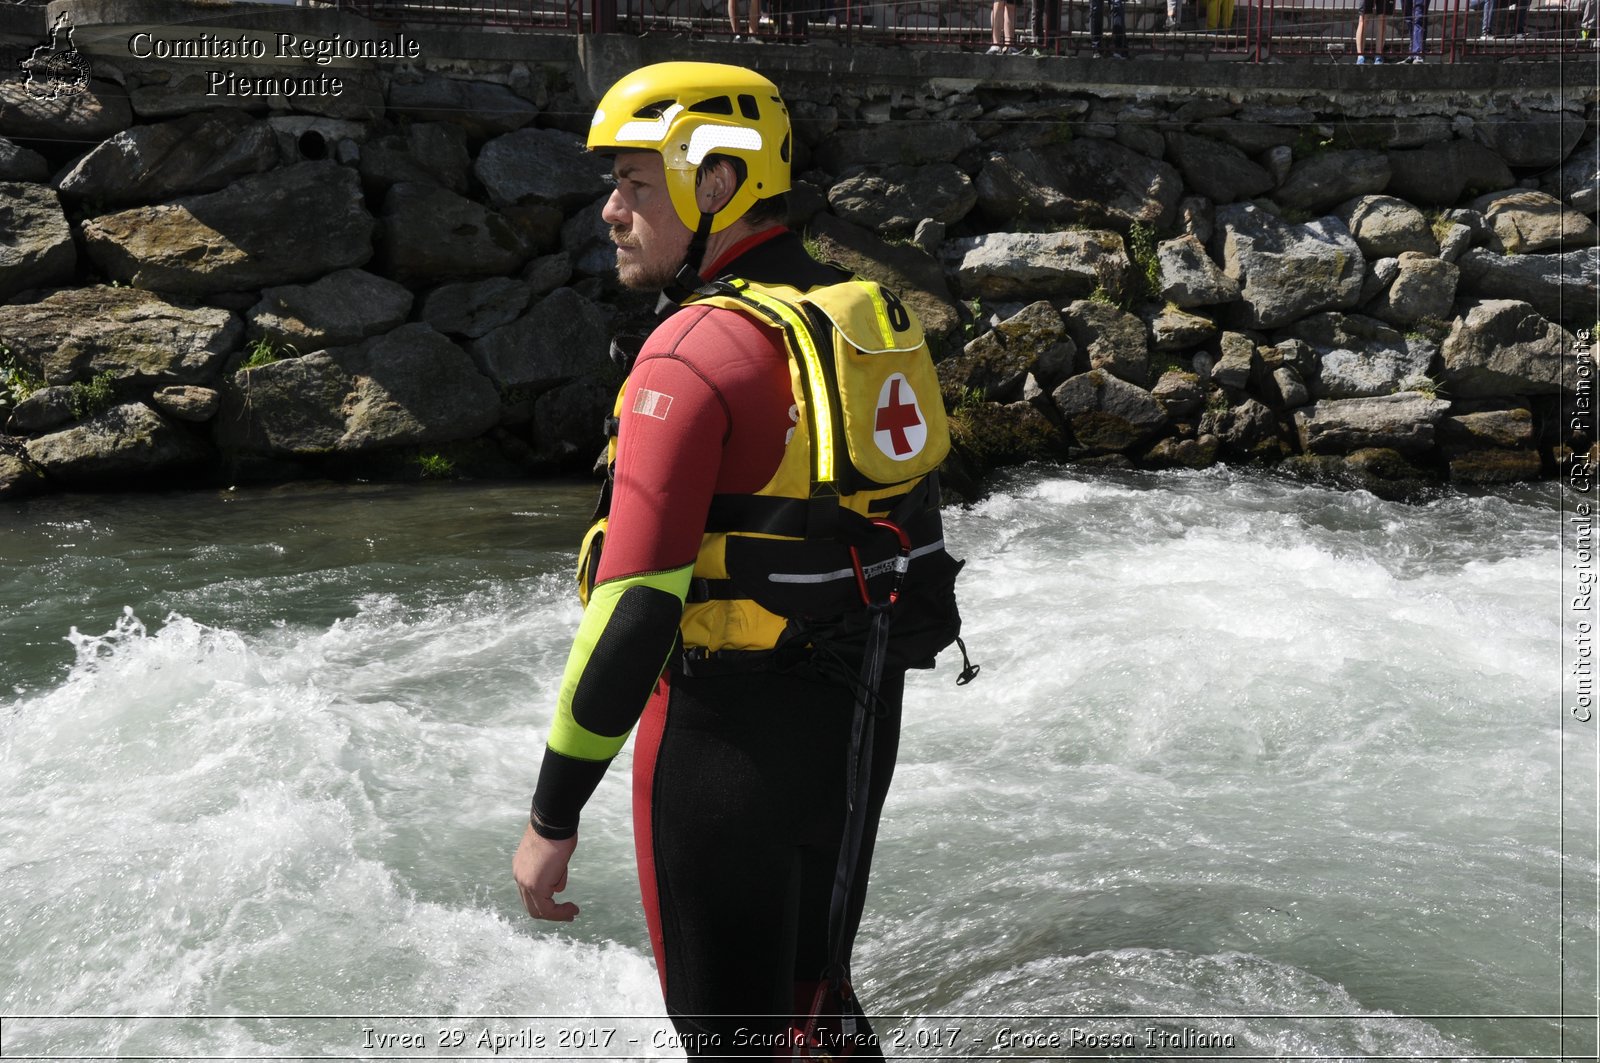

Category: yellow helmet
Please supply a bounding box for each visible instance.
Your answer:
[588,62,792,234]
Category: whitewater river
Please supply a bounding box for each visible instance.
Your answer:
[0,466,1592,1061]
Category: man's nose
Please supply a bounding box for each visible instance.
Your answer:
[600,188,629,225]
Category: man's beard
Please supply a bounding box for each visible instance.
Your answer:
[612,228,681,291]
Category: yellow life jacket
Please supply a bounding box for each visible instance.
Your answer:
[581,276,961,668]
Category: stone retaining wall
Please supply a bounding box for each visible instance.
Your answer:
[0,0,1595,499]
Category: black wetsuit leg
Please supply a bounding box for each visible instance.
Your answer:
[633,665,902,1059]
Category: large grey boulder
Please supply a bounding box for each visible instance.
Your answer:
[1447,448,1542,484]
[1148,304,1219,352]
[1456,246,1600,326]
[979,99,1092,153]
[1204,396,1283,458]
[387,76,539,139]
[1210,331,1255,390]
[82,162,374,296]
[0,81,133,143]
[807,213,962,346]
[827,164,977,236]
[0,286,241,385]
[524,252,575,299]
[25,402,210,486]
[1051,369,1167,453]
[377,182,531,286]
[1441,299,1572,398]
[1439,403,1535,451]
[8,385,75,434]
[1474,112,1587,169]
[1273,366,1311,408]
[247,269,414,350]
[0,450,46,499]
[1437,400,1542,483]
[945,230,1131,304]
[0,136,48,182]
[1151,370,1205,416]
[267,115,369,165]
[1367,252,1459,327]
[466,286,610,393]
[1469,189,1598,255]
[1335,196,1437,259]
[1294,392,1450,455]
[150,385,220,423]
[1189,118,1299,156]
[948,398,1067,469]
[1385,140,1516,207]
[1544,149,1600,215]
[532,375,616,467]
[357,122,471,193]
[1212,203,1364,328]
[1063,299,1150,387]
[1156,234,1239,308]
[1162,131,1274,205]
[53,110,276,206]
[474,127,610,212]
[1281,312,1432,399]
[419,277,537,340]
[938,301,1071,403]
[217,324,500,457]
[1273,150,1390,215]
[815,121,979,172]
[0,182,75,300]
[561,195,616,279]
[974,140,1182,230]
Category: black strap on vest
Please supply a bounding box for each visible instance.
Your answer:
[816,561,899,1047]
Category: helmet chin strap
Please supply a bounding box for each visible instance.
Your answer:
[656,209,717,314]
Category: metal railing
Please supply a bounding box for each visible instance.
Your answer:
[341,0,1597,59]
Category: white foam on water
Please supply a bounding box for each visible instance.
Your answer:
[0,598,666,1059]
[0,469,1581,1059]
[862,469,1572,1054]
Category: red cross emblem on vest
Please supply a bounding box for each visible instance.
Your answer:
[873,373,926,460]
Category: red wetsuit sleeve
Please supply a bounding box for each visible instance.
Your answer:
[596,303,793,582]
[529,303,792,836]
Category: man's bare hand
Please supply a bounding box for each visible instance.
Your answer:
[513,824,580,922]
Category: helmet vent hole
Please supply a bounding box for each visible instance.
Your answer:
[689,95,734,115]
[780,133,790,164]
[738,94,760,121]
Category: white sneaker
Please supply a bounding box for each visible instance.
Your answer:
[986,44,1003,53]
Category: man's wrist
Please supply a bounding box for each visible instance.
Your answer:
[529,799,578,841]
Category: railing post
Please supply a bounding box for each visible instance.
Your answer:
[592,0,617,33]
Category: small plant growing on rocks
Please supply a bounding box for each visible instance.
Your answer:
[1,350,42,410]
[1396,372,1446,399]
[68,371,116,421]
[417,452,456,480]
[241,337,297,371]
[1127,221,1162,302]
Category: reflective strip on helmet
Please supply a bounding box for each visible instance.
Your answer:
[611,102,683,146]
[684,124,764,165]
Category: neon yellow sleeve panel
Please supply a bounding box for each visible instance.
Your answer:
[545,563,694,763]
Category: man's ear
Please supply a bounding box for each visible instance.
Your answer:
[698,158,740,212]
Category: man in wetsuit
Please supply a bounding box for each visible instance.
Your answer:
[512,62,961,1056]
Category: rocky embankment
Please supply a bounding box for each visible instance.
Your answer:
[1,42,1596,500]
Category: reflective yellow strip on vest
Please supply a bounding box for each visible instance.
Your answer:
[725,284,836,487]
